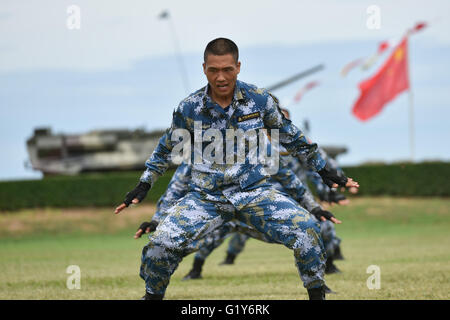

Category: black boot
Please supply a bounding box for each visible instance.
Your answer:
[219,252,236,265]
[325,257,341,274]
[307,286,326,300]
[141,292,164,300]
[333,245,344,260]
[182,257,204,280]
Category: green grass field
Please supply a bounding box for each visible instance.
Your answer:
[0,197,449,300]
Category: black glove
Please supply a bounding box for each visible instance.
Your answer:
[311,207,336,222]
[138,220,159,234]
[318,163,348,188]
[328,190,346,204]
[124,181,151,206]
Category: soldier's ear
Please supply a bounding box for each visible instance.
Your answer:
[236,61,241,74]
[203,62,206,75]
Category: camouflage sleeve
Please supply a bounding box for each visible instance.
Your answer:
[140,106,187,187]
[263,92,326,171]
[272,161,307,203]
[318,147,346,177]
[306,169,330,201]
[272,160,321,212]
[299,188,321,213]
[153,164,192,222]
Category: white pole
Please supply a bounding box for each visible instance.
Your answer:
[407,36,414,162]
[408,89,414,162]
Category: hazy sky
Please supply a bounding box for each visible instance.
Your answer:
[1,0,449,180]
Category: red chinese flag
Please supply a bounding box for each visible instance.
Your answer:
[352,37,410,121]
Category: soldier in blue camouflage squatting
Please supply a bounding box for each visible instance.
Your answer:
[134,158,342,296]
[136,153,339,292]
[148,159,340,293]
[114,38,359,300]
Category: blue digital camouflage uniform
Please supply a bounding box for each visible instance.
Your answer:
[193,150,328,263]
[138,80,328,296]
[150,154,323,263]
[151,163,267,260]
[152,151,342,277]
[151,163,250,259]
[194,153,322,262]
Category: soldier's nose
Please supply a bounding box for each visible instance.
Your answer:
[216,73,226,81]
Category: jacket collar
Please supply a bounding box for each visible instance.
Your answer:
[202,80,247,110]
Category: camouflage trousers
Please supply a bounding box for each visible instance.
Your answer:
[195,219,340,263]
[140,187,326,295]
[194,224,259,261]
[205,220,340,261]
[223,232,249,257]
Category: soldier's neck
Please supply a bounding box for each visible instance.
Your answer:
[209,89,234,109]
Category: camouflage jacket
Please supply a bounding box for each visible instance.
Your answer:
[153,160,321,222]
[153,163,191,222]
[140,80,326,208]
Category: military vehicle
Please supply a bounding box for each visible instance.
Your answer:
[25,65,347,176]
[26,127,166,175]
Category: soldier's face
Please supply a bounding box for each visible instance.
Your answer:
[203,54,240,99]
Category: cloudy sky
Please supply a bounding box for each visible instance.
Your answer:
[1,0,449,180]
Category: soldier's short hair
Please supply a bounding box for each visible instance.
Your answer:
[204,38,239,64]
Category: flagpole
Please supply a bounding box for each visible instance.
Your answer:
[408,89,415,162]
[407,36,414,162]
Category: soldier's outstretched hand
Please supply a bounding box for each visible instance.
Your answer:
[311,207,342,224]
[114,181,151,214]
[134,220,159,239]
[318,163,359,190]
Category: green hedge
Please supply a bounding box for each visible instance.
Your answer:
[0,162,448,211]
[0,170,175,211]
[341,161,450,197]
